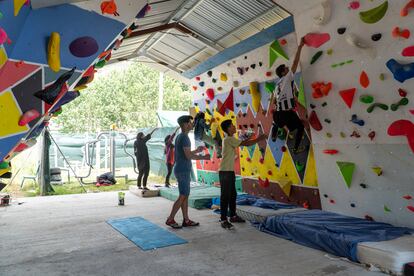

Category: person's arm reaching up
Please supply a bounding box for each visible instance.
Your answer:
[291,37,305,74]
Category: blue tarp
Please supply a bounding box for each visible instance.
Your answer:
[236,194,299,209]
[258,210,413,262]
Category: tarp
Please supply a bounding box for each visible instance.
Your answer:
[236,194,299,209]
[258,210,413,262]
[157,111,188,127]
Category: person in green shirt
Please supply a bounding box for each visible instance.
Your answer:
[219,119,267,229]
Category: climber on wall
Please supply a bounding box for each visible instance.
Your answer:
[193,111,222,158]
[270,37,307,154]
[134,128,157,190]
[164,127,180,188]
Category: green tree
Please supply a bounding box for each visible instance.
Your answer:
[53,62,191,133]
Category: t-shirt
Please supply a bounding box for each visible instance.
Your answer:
[174,133,192,173]
[276,71,296,111]
[134,134,151,165]
[219,135,241,172]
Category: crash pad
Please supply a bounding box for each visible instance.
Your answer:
[337,162,355,188]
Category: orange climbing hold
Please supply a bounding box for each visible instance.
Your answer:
[101,0,120,16]
[339,88,356,109]
[311,81,332,98]
[360,71,370,88]
[401,0,414,16]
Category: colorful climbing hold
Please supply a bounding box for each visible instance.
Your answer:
[250,82,261,113]
[350,203,356,208]
[258,177,270,188]
[399,88,408,97]
[311,81,332,98]
[386,59,414,83]
[360,95,374,104]
[304,33,331,48]
[367,103,388,113]
[384,205,391,212]
[233,81,239,87]
[379,73,385,80]
[360,183,368,189]
[281,146,287,152]
[368,131,376,141]
[207,71,212,77]
[220,73,228,82]
[0,28,12,45]
[295,161,305,172]
[392,27,410,39]
[349,1,360,10]
[331,60,353,68]
[330,199,336,204]
[323,149,339,155]
[206,88,215,100]
[69,36,99,58]
[18,109,40,126]
[403,195,413,200]
[351,131,361,138]
[199,81,205,87]
[310,51,323,65]
[101,0,120,16]
[388,120,414,153]
[324,119,331,123]
[407,206,414,212]
[402,46,414,57]
[360,71,370,88]
[269,40,289,68]
[372,166,383,176]
[350,114,365,126]
[339,88,356,108]
[359,1,388,24]
[337,161,355,188]
[391,97,409,111]
[340,132,347,138]
[327,49,333,55]
[309,110,323,131]
[280,39,287,46]
[195,76,201,81]
[265,82,276,94]
[326,132,332,138]
[371,33,382,41]
[401,0,414,16]
[337,27,346,35]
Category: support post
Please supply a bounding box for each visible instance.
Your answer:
[39,127,54,195]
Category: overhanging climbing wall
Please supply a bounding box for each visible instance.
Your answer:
[277,0,414,228]
[192,30,321,209]
[0,1,148,177]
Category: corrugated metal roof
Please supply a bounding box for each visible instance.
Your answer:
[110,0,290,78]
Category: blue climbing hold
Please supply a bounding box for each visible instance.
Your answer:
[386,59,414,83]
[350,114,365,126]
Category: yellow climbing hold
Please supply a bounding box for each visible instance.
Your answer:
[47,32,61,72]
[0,46,7,70]
[220,73,228,82]
[278,179,292,197]
[250,81,261,113]
[14,0,26,16]
[372,166,383,176]
[327,49,333,55]
[0,91,30,137]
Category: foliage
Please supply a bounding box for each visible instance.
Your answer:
[53,62,191,133]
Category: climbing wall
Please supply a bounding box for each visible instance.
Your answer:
[277,0,414,227]
[0,1,148,178]
[192,32,320,209]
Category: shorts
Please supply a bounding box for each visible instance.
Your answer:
[273,110,303,132]
[175,171,191,196]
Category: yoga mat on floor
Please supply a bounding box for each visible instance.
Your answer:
[107,217,187,250]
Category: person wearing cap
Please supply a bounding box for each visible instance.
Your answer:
[166,115,210,229]
[134,128,157,190]
[270,37,307,154]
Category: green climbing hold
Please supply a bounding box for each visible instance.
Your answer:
[297,77,307,107]
[95,59,106,68]
[346,60,354,64]
[367,103,388,113]
[310,51,323,65]
[359,1,388,24]
[384,205,391,212]
[265,82,276,94]
[0,161,9,169]
[295,161,305,172]
[326,132,332,138]
[269,40,289,68]
[391,97,409,111]
[379,73,385,80]
[337,161,355,188]
[360,95,374,104]
[205,108,212,115]
[277,128,287,140]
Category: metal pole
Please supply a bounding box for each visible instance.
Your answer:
[39,127,54,195]
[110,131,116,176]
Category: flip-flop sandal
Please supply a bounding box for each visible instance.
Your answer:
[166,219,182,229]
[183,220,200,227]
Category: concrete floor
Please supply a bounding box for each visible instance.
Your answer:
[0,192,384,276]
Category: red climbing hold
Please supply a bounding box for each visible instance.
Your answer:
[360,71,370,88]
[410,110,414,115]
[302,201,309,209]
[266,71,272,77]
[18,109,40,126]
[280,39,287,46]
[365,215,374,221]
[267,170,273,176]
[323,149,339,155]
[368,131,376,141]
[311,81,332,98]
[281,146,287,152]
[258,177,270,188]
[392,27,410,39]
[192,86,197,91]
[206,88,215,100]
[402,46,414,57]
[217,88,234,116]
[195,76,201,81]
[339,88,356,109]
[401,0,414,17]
[329,199,335,204]
[304,33,331,48]
[399,88,408,97]
[309,110,323,131]
[387,120,414,153]
[403,195,413,200]
[407,206,414,212]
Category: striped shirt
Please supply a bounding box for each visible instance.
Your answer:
[276,71,296,111]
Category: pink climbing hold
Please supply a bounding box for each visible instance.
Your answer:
[349,1,360,10]
[18,109,40,126]
[360,71,370,88]
[0,28,12,45]
[402,46,414,57]
[304,33,331,48]
[387,120,414,153]
[205,88,215,100]
[401,0,414,17]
